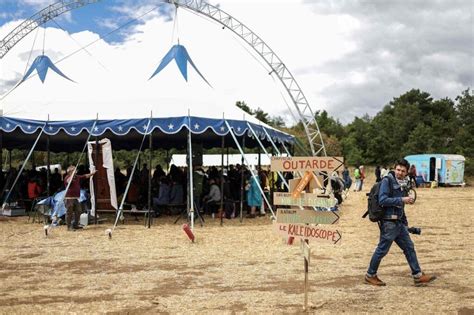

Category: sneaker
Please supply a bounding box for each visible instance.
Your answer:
[365,275,386,286]
[414,273,437,286]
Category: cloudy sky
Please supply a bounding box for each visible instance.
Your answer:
[0,0,472,124]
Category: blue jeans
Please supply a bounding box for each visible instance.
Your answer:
[367,220,421,276]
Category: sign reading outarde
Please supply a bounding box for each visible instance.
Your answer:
[271,156,344,173]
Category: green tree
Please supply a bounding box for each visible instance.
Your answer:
[235,101,253,115]
[315,110,345,139]
[401,123,435,154]
[453,89,474,175]
[253,108,270,125]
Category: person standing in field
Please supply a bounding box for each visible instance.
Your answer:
[246,170,262,218]
[353,167,361,192]
[64,166,96,231]
[359,165,366,191]
[365,158,436,286]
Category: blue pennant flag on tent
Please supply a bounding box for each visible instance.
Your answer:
[21,55,74,84]
[149,44,211,87]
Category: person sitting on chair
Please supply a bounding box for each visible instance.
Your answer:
[153,176,170,215]
[202,177,221,215]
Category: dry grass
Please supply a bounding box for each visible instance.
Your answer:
[0,180,473,314]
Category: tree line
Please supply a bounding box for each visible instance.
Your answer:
[238,88,473,175]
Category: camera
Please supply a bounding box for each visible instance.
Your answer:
[399,179,409,191]
[408,227,421,235]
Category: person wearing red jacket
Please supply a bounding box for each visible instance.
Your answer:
[64,166,96,230]
[27,177,42,200]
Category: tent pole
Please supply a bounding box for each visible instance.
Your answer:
[0,131,3,191]
[94,135,99,225]
[239,135,245,223]
[187,112,195,232]
[271,145,275,202]
[46,115,50,196]
[0,131,2,173]
[226,147,229,167]
[0,132,3,200]
[147,115,153,229]
[1,149,11,201]
[46,134,50,196]
[220,135,224,226]
[224,120,275,219]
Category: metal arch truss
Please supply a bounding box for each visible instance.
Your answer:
[0,0,327,156]
[168,0,326,156]
[0,0,102,59]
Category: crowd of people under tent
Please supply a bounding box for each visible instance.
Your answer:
[0,162,349,222]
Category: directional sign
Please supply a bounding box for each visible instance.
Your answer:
[274,192,337,208]
[275,223,342,245]
[277,208,340,225]
[271,156,344,173]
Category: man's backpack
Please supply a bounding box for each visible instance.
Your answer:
[362,177,393,222]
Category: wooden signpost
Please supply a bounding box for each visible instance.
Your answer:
[271,155,344,310]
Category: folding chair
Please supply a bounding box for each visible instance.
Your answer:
[30,197,53,224]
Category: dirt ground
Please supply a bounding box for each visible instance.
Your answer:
[0,179,473,314]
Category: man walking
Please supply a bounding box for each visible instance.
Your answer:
[365,158,436,286]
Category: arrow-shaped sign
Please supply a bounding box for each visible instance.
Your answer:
[273,192,337,208]
[274,222,342,245]
[276,208,340,225]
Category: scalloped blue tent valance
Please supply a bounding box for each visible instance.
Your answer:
[0,116,294,152]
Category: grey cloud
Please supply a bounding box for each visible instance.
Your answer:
[0,74,21,94]
[301,0,473,123]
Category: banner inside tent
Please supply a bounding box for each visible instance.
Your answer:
[87,138,118,215]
